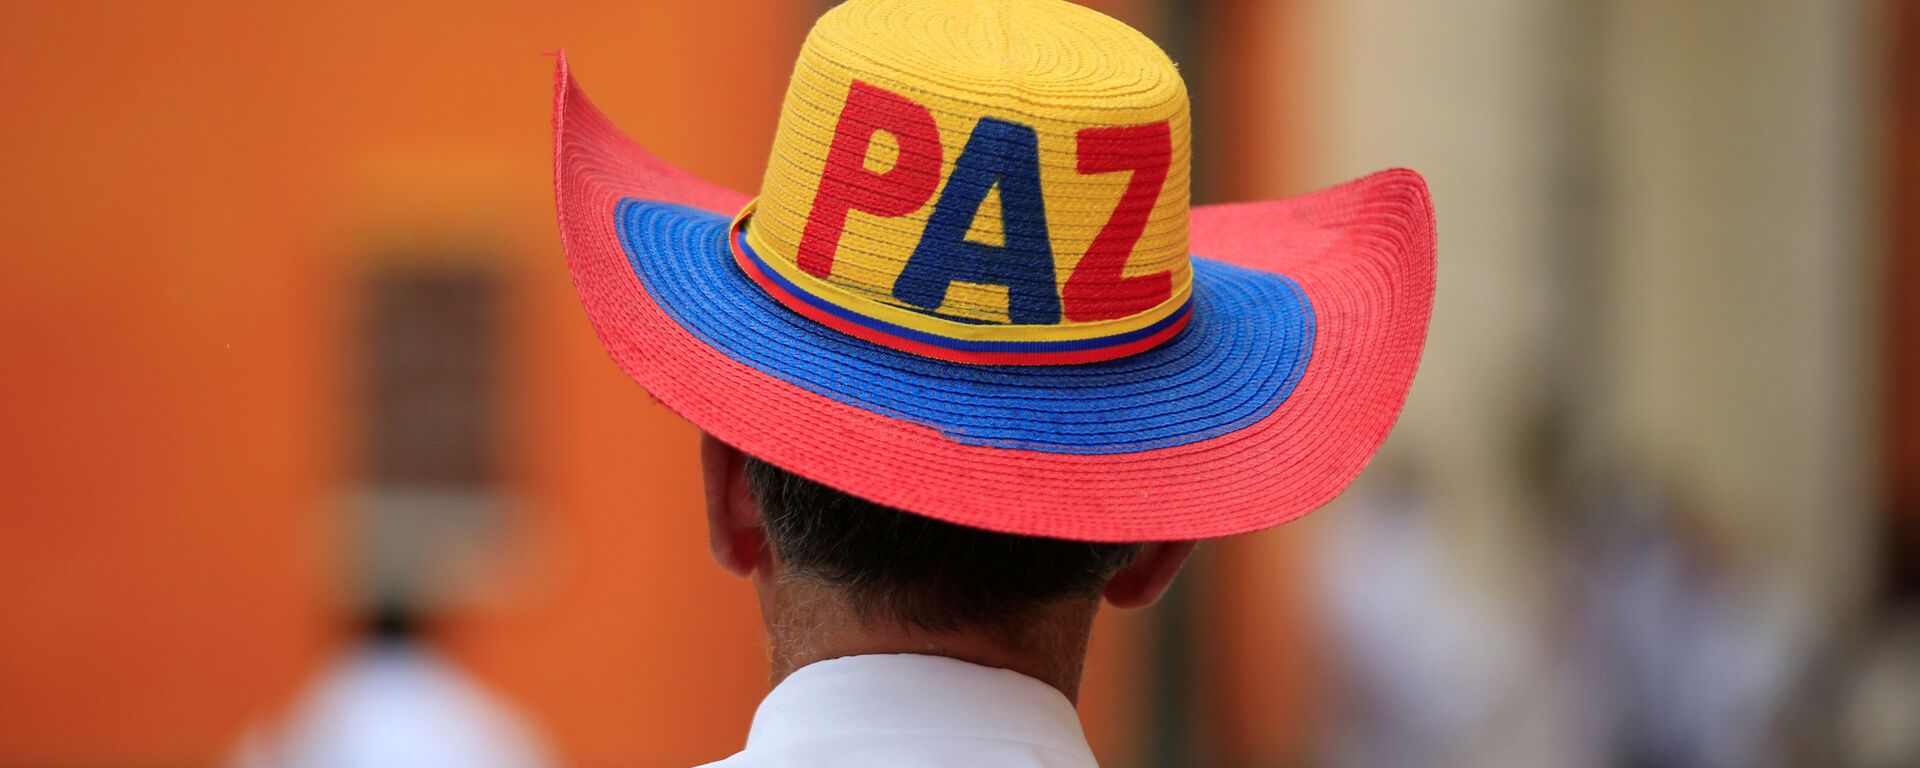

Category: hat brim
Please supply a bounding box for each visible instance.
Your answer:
[554,54,1435,542]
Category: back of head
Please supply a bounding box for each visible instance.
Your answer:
[744,455,1142,636]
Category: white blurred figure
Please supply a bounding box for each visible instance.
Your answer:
[1313,483,1602,768]
[231,614,554,768]
[231,285,555,768]
[1574,486,1813,768]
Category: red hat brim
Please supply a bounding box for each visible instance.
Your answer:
[554,54,1436,542]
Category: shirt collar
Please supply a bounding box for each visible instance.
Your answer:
[745,653,1095,759]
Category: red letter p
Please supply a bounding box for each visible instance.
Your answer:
[796,81,943,278]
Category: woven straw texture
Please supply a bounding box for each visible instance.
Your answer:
[553,46,1437,541]
[621,200,1316,454]
[745,0,1192,351]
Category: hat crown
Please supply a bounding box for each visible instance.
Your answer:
[743,0,1193,359]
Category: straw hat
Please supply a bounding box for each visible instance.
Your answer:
[553,0,1435,541]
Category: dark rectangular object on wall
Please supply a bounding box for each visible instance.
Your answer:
[359,267,502,488]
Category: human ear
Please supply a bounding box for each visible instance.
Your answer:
[699,433,768,578]
[1102,541,1198,609]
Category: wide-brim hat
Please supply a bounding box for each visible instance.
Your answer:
[553,1,1435,543]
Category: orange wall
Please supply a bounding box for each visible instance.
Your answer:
[0,2,1163,766]
[0,1,802,764]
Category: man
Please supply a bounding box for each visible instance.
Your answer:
[696,445,1191,765]
[551,0,1435,764]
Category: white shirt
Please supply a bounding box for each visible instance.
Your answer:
[699,653,1099,767]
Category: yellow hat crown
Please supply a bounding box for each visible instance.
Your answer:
[735,0,1193,365]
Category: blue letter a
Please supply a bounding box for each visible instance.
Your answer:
[893,118,1062,325]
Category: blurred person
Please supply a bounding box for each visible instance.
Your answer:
[231,445,551,766]
[230,608,554,768]
[1573,484,1814,768]
[552,0,1435,765]
[1314,479,1603,768]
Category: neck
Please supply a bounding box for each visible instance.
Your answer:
[759,580,1099,704]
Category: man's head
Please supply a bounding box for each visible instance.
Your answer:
[700,435,1195,643]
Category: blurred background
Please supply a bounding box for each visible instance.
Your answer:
[1,0,1915,766]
